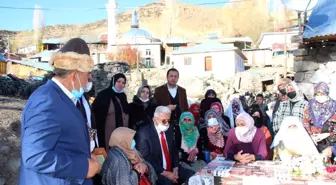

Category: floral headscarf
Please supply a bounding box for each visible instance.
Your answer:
[309,82,336,128]
[224,98,245,128]
[189,104,200,125]
[179,112,200,150]
[235,113,257,143]
[202,110,227,148]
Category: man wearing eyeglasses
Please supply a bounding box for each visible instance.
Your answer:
[135,106,194,185]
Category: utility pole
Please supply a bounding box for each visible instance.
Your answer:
[283,9,287,78]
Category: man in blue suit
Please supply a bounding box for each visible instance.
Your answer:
[19,38,101,185]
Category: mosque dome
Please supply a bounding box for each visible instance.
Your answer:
[120,9,160,43]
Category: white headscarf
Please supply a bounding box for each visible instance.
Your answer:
[271,116,319,156]
[225,98,245,128]
[235,112,257,143]
[286,82,305,102]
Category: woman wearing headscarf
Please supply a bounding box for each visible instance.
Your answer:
[225,98,245,128]
[200,89,222,118]
[211,102,231,129]
[272,81,308,135]
[199,110,228,161]
[224,112,267,164]
[272,116,319,162]
[92,73,129,151]
[189,103,201,126]
[129,85,157,131]
[178,112,206,172]
[248,104,272,160]
[303,82,336,152]
[101,127,157,185]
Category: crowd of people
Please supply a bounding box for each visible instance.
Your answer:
[18,38,336,185]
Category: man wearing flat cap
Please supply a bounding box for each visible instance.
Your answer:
[19,38,101,185]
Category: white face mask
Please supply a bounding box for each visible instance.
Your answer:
[90,140,95,152]
[157,124,169,132]
[85,82,93,92]
[140,97,149,102]
[315,95,329,103]
[235,126,249,136]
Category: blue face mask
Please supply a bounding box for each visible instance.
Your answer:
[130,139,136,150]
[112,86,124,93]
[71,74,85,99]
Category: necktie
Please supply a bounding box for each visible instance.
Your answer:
[76,98,87,122]
[160,132,172,172]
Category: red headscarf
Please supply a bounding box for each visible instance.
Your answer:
[211,102,223,115]
[189,104,200,125]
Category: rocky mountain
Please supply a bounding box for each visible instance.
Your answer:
[9,0,277,50]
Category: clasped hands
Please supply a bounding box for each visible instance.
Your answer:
[187,148,198,162]
[234,150,255,164]
[134,162,148,175]
[162,167,179,183]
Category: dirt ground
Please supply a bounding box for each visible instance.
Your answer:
[0,96,25,185]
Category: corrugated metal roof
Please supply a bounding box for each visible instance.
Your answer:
[164,37,188,44]
[10,60,53,71]
[172,40,235,54]
[30,49,59,59]
[303,0,336,39]
[171,40,247,60]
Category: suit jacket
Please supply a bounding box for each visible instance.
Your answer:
[135,124,179,175]
[19,80,92,185]
[154,84,188,112]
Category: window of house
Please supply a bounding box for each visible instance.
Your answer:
[145,58,151,68]
[146,49,151,56]
[166,56,170,65]
[173,46,179,51]
[184,57,192,65]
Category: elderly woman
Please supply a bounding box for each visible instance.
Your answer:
[178,112,206,172]
[272,116,319,162]
[101,127,157,185]
[303,82,336,152]
[199,110,229,160]
[272,82,308,135]
[225,98,245,128]
[93,73,129,151]
[129,85,157,130]
[224,112,267,164]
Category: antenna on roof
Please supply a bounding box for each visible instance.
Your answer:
[281,0,318,34]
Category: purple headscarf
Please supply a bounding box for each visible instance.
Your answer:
[309,82,336,128]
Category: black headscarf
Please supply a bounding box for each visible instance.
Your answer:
[248,104,264,128]
[92,73,129,149]
[200,89,221,118]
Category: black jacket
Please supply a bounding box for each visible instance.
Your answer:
[129,96,157,131]
[135,124,179,175]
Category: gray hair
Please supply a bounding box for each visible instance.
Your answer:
[154,106,171,118]
[53,68,73,78]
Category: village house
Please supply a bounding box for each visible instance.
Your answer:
[171,40,246,80]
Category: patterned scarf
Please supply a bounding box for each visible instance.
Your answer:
[179,112,200,149]
[309,82,336,128]
[189,104,200,125]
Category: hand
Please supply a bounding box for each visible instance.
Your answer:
[91,154,98,162]
[210,152,217,160]
[162,171,178,183]
[240,154,255,164]
[87,158,102,178]
[134,162,148,175]
[187,149,198,161]
[168,104,176,111]
[234,150,250,163]
[173,167,179,183]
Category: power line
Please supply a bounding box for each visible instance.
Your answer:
[0,0,251,11]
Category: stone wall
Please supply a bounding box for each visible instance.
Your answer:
[7,63,48,78]
[91,62,131,96]
[293,42,336,99]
